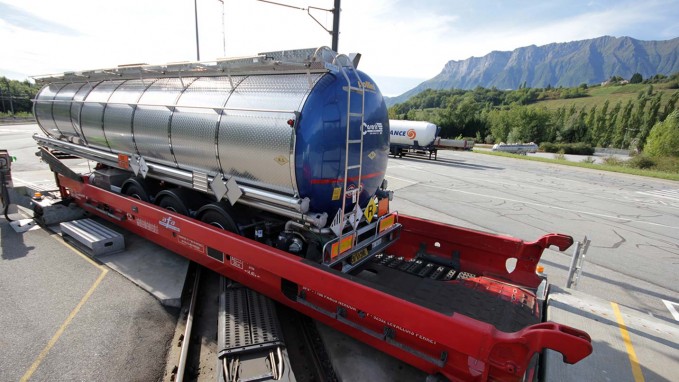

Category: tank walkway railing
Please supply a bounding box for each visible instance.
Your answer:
[33,47,337,85]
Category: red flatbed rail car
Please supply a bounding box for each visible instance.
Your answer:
[51,173,591,381]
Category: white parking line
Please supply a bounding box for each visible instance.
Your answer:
[638,190,679,202]
[385,174,417,184]
[662,299,679,322]
[0,129,32,134]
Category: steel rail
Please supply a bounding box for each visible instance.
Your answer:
[176,267,201,382]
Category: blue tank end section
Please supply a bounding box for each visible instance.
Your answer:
[294,69,389,220]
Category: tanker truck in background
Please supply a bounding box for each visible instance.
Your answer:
[29,47,592,381]
[389,120,440,160]
[492,142,539,154]
[438,138,475,151]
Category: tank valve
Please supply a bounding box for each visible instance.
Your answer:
[375,189,394,201]
[276,232,305,254]
[288,237,304,254]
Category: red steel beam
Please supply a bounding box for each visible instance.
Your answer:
[57,174,591,381]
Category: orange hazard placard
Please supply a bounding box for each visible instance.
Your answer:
[331,234,354,259]
[118,153,130,169]
[378,197,389,217]
[378,214,395,233]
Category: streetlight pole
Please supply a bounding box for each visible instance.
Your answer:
[331,0,340,52]
[194,0,201,61]
[219,0,226,56]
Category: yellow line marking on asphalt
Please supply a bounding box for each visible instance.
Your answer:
[611,302,645,382]
[20,234,108,381]
[51,232,107,270]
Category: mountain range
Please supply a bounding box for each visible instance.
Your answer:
[386,36,679,106]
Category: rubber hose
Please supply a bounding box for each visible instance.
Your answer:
[1,172,12,222]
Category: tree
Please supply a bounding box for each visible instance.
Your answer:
[614,100,634,148]
[638,92,663,150]
[644,111,679,157]
[0,76,39,115]
[488,109,512,142]
[592,100,609,146]
[585,105,597,144]
[602,101,622,147]
[630,73,643,84]
[662,91,679,119]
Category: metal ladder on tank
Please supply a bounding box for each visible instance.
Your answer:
[335,54,366,251]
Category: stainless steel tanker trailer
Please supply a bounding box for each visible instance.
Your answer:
[32,47,398,272]
[28,47,593,380]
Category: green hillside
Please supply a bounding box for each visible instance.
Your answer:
[388,75,679,155]
[536,83,679,110]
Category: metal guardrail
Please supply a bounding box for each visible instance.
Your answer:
[0,117,35,125]
[594,148,631,156]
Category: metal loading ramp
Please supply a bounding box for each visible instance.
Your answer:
[543,285,679,381]
[60,218,124,256]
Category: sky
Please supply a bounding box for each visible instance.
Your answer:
[1,0,678,96]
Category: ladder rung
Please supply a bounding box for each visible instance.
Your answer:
[346,165,361,170]
[347,139,362,144]
[348,86,364,93]
[349,113,363,117]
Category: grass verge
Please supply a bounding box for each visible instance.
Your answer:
[473,149,679,182]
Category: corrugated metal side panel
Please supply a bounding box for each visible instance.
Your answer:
[53,83,87,139]
[34,83,67,137]
[133,78,196,167]
[170,76,244,174]
[217,73,321,194]
[80,80,125,151]
[71,82,96,144]
[105,79,155,153]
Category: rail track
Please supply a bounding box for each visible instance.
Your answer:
[165,264,338,382]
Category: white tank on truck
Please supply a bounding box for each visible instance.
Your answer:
[389,120,440,159]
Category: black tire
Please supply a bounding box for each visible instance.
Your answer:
[158,195,189,216]
[123,182,150,202]
[199,208,239,234]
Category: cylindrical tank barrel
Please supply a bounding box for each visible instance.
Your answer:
[33,63,390,218]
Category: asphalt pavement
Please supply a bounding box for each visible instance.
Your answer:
[0,217,177,381]
[387,149,679,325]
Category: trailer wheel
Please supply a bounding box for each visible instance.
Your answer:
[123,182,150,202]
[158,194,189,216]
[199,205,239,234]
